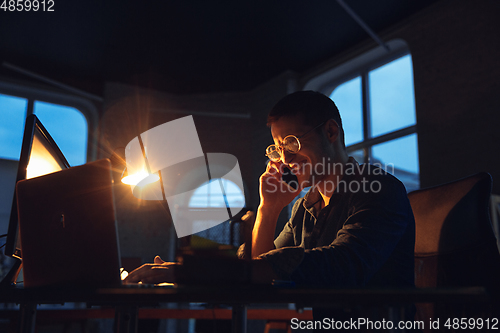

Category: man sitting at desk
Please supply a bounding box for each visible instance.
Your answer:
[125,91,415,319]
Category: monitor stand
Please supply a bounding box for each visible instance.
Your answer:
[0,258,22,288]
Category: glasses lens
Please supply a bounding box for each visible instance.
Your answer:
[266,145,281,161]
[283,136,300,153]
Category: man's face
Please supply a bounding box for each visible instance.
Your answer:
[270,116,330,187]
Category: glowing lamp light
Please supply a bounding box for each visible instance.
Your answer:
[120,130,162,190]
[122,116,246,237]
[121,169,160,186]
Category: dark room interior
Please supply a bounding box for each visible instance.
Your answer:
[1,0,499,332]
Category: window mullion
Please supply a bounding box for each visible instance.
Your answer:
[346,125,417,153]
[361,71,371,164]
[26,99,34,117]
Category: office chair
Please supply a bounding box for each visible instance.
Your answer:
[409,172,500,328]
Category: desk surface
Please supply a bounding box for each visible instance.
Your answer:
[0,284,495,307]
[1,285,497,333]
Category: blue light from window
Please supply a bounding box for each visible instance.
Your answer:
[369,54,416,137]
[330,76,363,146]
[0,94,28,160]
[34,101,88,166]
[189,178,244,208]
[372,134,420,192]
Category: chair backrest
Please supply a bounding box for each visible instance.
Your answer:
[409,172,500,289]
[409,172,500,328]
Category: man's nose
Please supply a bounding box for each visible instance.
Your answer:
[280,150,294,164]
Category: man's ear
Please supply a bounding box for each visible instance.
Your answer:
[325,119,340,143]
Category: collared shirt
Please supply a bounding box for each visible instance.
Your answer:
[259,159,415,288]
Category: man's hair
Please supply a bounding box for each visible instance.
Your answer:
[267,91,343,129]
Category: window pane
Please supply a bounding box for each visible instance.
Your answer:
[33,101,88,166]
[369,55,416,137]
[330,76,363,146]
[189,179,244,208]
[189,179,245,246]
[0,94,28,160]
[371,134,419,192]
[349,149,365,164]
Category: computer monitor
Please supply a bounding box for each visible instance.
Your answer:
[4,114,70,259]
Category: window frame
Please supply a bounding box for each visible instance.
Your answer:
[0,79,99,162]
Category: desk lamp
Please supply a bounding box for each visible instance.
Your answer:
[120,116,245,239]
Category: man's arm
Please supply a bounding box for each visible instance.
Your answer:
[251,206,281,258]
[257,175,415,287]
[252,161,300,258]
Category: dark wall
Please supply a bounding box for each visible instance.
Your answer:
[388,0,500,192]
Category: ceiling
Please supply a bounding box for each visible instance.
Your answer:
[0,0,440,96]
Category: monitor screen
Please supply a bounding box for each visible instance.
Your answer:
[4,114,70,259]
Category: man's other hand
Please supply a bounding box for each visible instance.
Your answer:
[123,256,180,285]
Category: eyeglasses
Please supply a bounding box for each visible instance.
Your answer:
[265,121,326,162]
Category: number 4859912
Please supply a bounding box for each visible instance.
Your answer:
[444,318,498,330]
[1,0,54,11]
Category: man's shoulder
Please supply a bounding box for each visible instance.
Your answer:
[339,163,414,224]
[343,163,405,188]
[337,163,411,212]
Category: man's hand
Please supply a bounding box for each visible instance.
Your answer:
[123,256,179,285]
[252,161,300,259]
[259,161,300,211]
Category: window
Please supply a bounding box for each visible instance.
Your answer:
[0,81,98,165]
[0,94,88,166]
[0,94,27,160]
[189,179,245,208]
[305,40,419,192]
[33,101,88,166]
[330,54,418,191]
[188,179,245,246]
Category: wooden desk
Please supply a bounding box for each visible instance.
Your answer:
[0,285,496,333]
